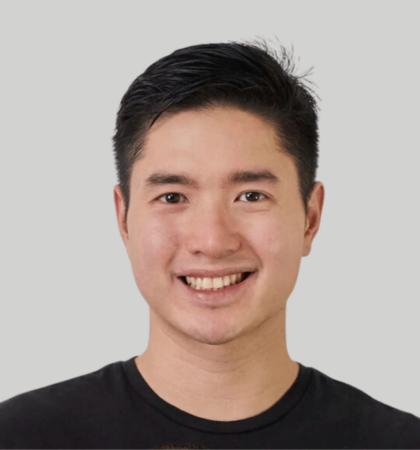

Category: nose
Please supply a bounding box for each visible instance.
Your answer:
[183,200,241,258]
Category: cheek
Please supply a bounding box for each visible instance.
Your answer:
[128,217,179,297]
[247,217,303,297]
[248,215,301,261]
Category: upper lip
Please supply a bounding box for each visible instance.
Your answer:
[176,268,256,278]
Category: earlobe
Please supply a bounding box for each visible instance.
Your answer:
[114,185,129,246]
[302,182,325,257]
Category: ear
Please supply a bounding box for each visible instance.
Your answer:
[302,181,325,257]
[114,185,129,248]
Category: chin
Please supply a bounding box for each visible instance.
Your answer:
[180,321,243,346]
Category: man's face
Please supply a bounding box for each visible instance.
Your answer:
[115,106,323,346]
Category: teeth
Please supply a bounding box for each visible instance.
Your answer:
[185,272,247,290]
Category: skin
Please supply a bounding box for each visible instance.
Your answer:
[114,106,324,421]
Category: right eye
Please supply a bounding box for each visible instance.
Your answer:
[157,193,187,204]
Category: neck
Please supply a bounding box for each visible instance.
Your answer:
[135,309,299,421]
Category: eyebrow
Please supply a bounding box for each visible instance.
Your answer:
[144,169,280,190]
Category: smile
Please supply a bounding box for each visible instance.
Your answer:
[179,272,252,291]
[176,271,257,308]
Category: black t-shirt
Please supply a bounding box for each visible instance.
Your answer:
[0,356,419,449]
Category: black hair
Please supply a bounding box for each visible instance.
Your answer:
[113,38,319,226]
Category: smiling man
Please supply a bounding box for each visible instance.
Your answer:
[1,40,420,450]
[118,105,309,423]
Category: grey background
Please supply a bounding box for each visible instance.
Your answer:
[1,0,419,417]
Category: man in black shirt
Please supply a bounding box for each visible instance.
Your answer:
[1,39,419,449]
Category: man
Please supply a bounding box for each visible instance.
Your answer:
[1,39,419,449]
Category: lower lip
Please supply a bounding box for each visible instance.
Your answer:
[176,272,257,308]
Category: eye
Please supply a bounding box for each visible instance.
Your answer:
[238,191,268,202]
[157,193,187,204]
[157,191,267,204]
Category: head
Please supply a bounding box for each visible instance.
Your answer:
[113,39,324,347]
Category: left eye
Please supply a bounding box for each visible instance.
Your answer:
[157,192,267,204]
[238,192,267,202]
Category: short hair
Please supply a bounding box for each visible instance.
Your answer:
[113,38,319,226]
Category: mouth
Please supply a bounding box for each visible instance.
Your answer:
[178,271,253,288]
[176,271,257,308]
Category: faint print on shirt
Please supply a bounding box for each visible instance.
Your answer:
[152,443,208,449]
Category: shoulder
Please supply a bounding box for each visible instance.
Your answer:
[305,365,420,448]
[0,360,123,448]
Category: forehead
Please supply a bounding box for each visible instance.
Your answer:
[148,106,279,153]
[131,106,297,187]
